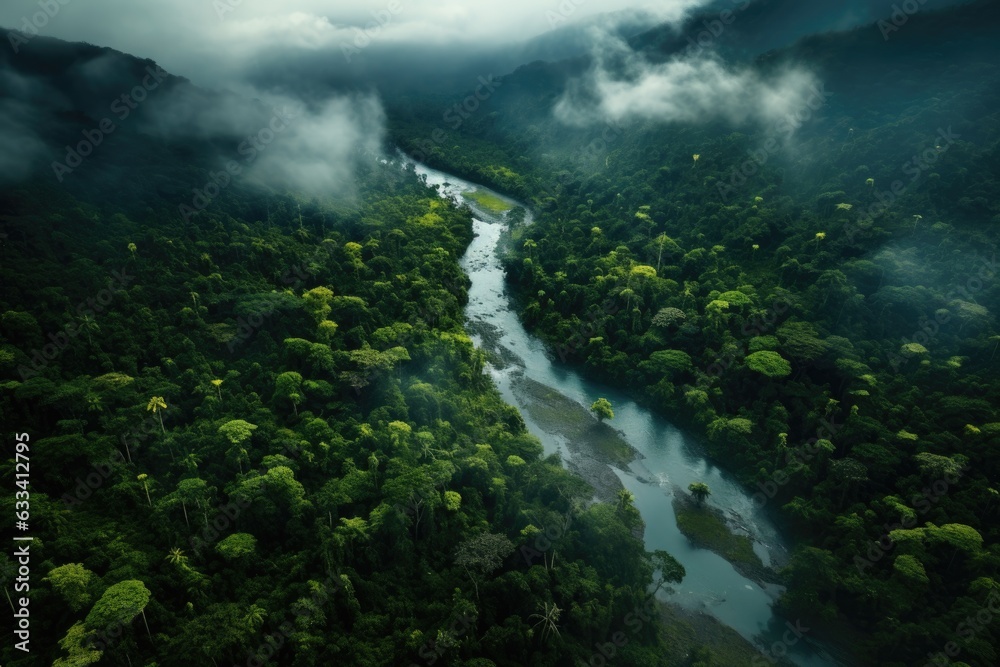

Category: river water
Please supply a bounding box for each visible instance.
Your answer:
[408,159,843,666]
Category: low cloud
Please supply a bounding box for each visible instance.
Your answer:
[0,70,61,184]
[242,94,386,196]
[554,30,820,128]
[135,85,387,198]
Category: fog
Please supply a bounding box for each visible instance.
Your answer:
[554,29,820,128]
[0,0,711,89]
[0,0,979,190]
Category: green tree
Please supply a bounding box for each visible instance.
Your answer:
[218,419,258,445]
[745,350,792,378]
[455,532,515,599]
[43,563,95,612]
[84,580,152,640]
[688,482,711,505]
[275,371,304,416]
[147,396,167,433]
[302,286,335,323]
[216,533,257,560]
[52,622,102,667]
[590,397,614,422]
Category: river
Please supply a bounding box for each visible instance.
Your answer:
[407,158,844,666]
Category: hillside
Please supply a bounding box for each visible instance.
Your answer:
[390,1,1000,664]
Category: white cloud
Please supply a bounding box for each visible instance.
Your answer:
[246,94,387,196]
[0,1,712,85]
[554,30,821,128]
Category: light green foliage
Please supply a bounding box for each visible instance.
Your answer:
[44,563,95,611]
[893,554,929,584]
[688,482,711,504]
[216,533,257,560]
[443,490,462,511]
[53,622,103,667]
[85,580,151,631]
[590,397,614,421]
[641,349,693,377]
[218,419,258,445]
[302,286,335,323]
[744,350,792,378]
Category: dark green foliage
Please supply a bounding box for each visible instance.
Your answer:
[387,3,1000,663]
[0,60,670,665]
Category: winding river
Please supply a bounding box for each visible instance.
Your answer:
[408,159,843,666]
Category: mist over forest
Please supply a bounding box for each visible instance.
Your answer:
[2,1,999,666]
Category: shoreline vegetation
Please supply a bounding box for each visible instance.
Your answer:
[461,188,514,214]
[672,486,783,588]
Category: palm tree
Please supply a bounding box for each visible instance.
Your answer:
[227,445,249,475]
[243,604,266,633]
[529,601,562,641]
[137,474,152,506]
[211,379,223,400]
[127,242,137,259]
[692,154,700,167]
[523,239,537,260]
[181,452,201,473]
[77,314,100,349]
[166,547,188,568]
[147,396,167,434]
[367,453,380,490]
[85,393,103,413]
[989,335,1000,362]
[688,482,711,505]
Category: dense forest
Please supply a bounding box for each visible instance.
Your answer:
[390,1,1000,665]
[4,0,1000,665]
[0,37,691,667]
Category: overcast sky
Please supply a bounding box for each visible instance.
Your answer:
[0,0,712,85]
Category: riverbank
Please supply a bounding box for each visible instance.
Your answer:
[672,488,784,589]
[415,157,843,666]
